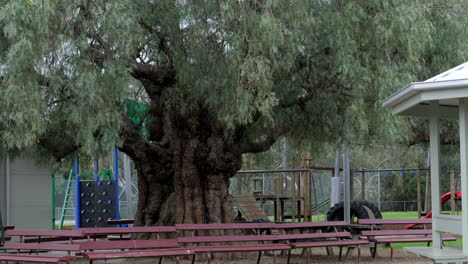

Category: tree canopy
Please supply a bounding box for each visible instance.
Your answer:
[0,0,466,225]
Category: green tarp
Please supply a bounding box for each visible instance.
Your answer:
[125,100,152,139]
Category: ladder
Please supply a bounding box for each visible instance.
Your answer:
[58,170,76,229]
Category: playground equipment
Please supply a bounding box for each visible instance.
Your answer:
[230,194,267,221]
[405,191,462,230]
[231,168,335,222]
[58,149,120,229]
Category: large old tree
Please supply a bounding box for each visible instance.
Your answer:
[0,0,466,226]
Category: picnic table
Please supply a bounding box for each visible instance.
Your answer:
[0,229,86,263]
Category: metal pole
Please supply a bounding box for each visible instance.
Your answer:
[343,144,351,224]
[417,168,421,218]
[361,171,366,200]
[94,154,99,181]
[378,169,381,210]
[282,137,288,194]
[331,148,341,206]
[74,154,81,228]
[123,154,133,219]
[52,174,56,230]
[113,148,120,220]
[5,153,10,226]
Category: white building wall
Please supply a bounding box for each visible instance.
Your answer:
[0,154,51,229]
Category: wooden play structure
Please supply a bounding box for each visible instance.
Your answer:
[232,168,336,222]
[229,194,267,221]
[384,61,468,262]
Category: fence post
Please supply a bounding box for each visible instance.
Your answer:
[417,168,422,218]
[378,169,382,210]
[291,172,296,222]
[361,170,366,200]
[450,171,456,215]
[350,170,354,201]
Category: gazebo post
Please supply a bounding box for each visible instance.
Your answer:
[459,98,468,255]
[429,102,442,249]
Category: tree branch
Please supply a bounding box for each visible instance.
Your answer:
[38,138,79,162]
[138,19,173,63]
[118,114,168,160]
[131,64,176,100]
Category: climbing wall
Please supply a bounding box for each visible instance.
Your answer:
[79,180,116,227]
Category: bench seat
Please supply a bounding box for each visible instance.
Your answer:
[4,242,81,252]
[82,248,193,264]
[290,239,369,249]
[0,254,76,263]
[78,238,179,250]
[361,227,459,259]
[373,236,457,244]
[190,243,291,253]
[290,239,369,263]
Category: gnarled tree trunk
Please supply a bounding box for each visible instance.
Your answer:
[121,67,274,228]
[173,137,242,225]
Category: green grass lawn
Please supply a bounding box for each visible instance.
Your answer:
[381,211,419,219]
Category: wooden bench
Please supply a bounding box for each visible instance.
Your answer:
[177,223,287,264]
[272,222,367,263]
[274,221,347,232]
[81,248,192,264]
[0,229,85,263]
[176,222,278,235]
[0,254,76,263]
[6,229,86,243]
[79,226,176,240]
[77,239,192,264]
[178,234,290,264]
[177,222,368,264]
[76,227,185,263]
[359,219,457,259]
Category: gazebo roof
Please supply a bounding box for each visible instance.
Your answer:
[383,62,468,118]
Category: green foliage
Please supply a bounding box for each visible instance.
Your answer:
[0,0,466,161]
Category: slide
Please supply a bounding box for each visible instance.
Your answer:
[405,191,462,229]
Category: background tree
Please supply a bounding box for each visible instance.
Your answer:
[0,0,466,226]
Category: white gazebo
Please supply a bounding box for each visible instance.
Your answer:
[384,61,468,262]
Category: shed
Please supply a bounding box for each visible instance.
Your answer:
[0,153,52,229]
[384,61,468,262]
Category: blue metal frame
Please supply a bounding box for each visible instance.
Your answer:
[74,154,81,228]
[94,155,99,181]
[113,148,120,220]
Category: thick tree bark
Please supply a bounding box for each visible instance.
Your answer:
[173,137,242,225]
[121,102,246,227]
